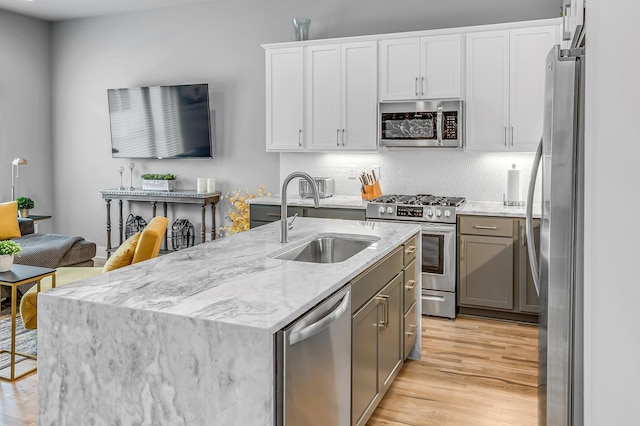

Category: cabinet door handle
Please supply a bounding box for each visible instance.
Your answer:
[405,324,418,337]
[336,129,340,147]
[405,280,417,290]
[342,128,345,146]
[405,245,417,254]
[421,76,425,97]
[504,127,508,147]
[510,126,514,147]
[460,237,465,261]
[298,129,302,147]
[473,225,498,230]
[415,77,419,97]
[520,221,526,246]
[376,295,389,327]
[266,213,281,218]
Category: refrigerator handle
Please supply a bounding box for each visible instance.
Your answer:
[526,137,542,296]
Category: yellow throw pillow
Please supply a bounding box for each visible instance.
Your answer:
[102,232,141,273]
[0,201,20,240]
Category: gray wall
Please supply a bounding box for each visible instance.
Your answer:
[0,10,52,232]
[49,0,559,250]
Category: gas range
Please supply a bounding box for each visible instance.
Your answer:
[365,194,466,224]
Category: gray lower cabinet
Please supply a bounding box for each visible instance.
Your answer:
[518,218,540,313]
[459,234,514,309]
[458,216,540,320]
[249,204,365,229]
[351,234,419,426]
[378,274,403,390]
[351,296,380,426]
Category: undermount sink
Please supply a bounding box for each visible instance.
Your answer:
[269,233,380,264]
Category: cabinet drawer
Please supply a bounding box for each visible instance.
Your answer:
[403,301,418,360]
[250,205,304,222]
[403,234,418,265]
[403,259,418,314]
[459,216,513,237]
[352,246,403,313]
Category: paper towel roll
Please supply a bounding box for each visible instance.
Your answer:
[197,178,207,194]
[506,164,521,203]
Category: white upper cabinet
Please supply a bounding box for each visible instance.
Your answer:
[465,31,510,152]
[465,25,557,152]
[420,34,462,99]
[265,47,304,151]
[379,34,461,101]
[306,41,377,151]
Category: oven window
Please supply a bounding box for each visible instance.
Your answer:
[422,233,444,275]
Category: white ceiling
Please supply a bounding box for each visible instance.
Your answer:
[0,0,216,21]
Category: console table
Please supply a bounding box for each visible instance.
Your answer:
[100,189,221,255]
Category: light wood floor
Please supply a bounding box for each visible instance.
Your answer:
[0,315,537,426]
[368,315,538,426]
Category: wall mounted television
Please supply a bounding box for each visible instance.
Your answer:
[108,83,213,159]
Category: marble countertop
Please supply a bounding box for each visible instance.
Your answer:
[458,201,541,218]
[44,218,419,333]
[249,195,367,210]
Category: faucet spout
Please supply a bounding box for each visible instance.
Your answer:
[281,172,319,243]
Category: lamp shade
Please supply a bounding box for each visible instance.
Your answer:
[12,157,28,166]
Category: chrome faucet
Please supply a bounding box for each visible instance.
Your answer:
[281,172,319,243]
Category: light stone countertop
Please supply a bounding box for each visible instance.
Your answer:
[458,201,542,218]
[41,217,419,333]
[249,194,367,210]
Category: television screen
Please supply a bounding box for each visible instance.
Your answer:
[108,83,212,159]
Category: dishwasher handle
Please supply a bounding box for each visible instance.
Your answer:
[289,290,351,345]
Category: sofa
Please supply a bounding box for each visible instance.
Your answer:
[16,218,96,268]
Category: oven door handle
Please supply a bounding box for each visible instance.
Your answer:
[421,225,456,234]
[436,105,444,146]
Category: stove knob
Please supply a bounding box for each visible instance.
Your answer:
[427,209,433,216]
[444,210,451,218]
[435,209,442,217]
[386,206,394,214]
[378,206,385,214]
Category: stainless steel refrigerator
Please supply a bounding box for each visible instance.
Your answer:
[525,40,585,425]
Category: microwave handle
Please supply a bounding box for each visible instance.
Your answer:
[436,106,443,146]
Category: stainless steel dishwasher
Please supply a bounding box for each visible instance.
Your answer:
[275,286,351,426]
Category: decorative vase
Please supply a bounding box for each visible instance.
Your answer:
[292,18,311,41]
[0,254,14,272]
[19,208,29,218]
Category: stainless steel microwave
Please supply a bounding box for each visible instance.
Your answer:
[379,100,463,148]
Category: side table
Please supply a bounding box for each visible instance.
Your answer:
[0,264,56,381]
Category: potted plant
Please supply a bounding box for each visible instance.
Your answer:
[141,173,177,192]
[16,196,35,218]
[0,240,21,272]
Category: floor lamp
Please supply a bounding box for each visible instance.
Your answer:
[11,157,28,201]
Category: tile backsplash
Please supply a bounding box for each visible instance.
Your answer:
[280,149,541,204]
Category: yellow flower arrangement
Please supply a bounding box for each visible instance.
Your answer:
[219,184,271,236]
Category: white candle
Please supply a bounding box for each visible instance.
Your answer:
[197,178,207,194]
[207,178,216,193]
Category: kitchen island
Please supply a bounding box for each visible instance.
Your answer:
[38,218,421,425]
